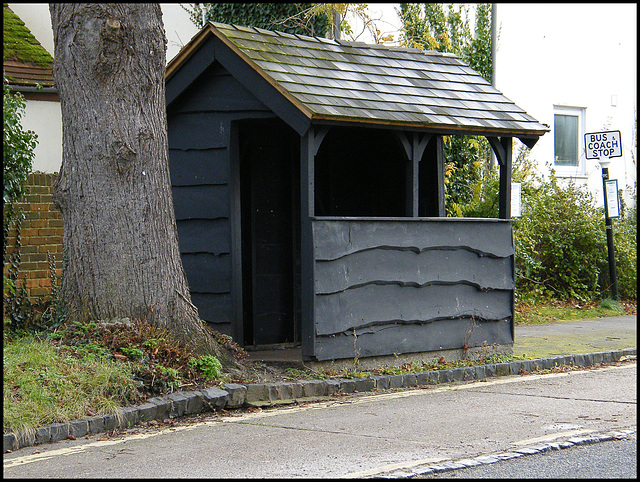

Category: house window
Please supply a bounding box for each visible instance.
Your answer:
[553,106,585,172]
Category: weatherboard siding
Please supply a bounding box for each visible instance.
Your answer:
[311,218,515,360]
[168,64,271,333]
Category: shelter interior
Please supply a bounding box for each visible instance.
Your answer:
[234,118,451,348]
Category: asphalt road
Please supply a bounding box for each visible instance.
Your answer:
[419,437,637,479]
[3,361,636,479]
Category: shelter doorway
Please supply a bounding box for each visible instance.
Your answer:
[238,119,301,346]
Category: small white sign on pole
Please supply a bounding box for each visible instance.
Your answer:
[584,130,622,160]
[605,179,620,218]
[511,182,521,218]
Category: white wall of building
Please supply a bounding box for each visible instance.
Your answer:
[494,3,637,208]
[20,99,63,173]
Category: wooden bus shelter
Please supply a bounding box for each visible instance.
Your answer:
[165,22,549,361]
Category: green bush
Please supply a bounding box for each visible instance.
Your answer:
[3,79,65,334]
[511,163,640,302]
[188,354,222,381]
[448,143,538,219]
[3,79,37,205]
[184,3,330,36]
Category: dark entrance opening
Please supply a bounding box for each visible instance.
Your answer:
[239,118,301,346]
[315,127,407,217]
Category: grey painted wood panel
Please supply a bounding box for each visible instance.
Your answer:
[172,185,229,220]
[312,218,514,260]
[176,219,230,254]
[314,283,512,336]
[313,318,513,361]
[169,148,229,186]
[172,68,271,114]
[166,36,217,109]
[191,292,232,326]
[310,218,515,359]
[181,253,230,293]
[168,112,228,150]
[315,247,513,294]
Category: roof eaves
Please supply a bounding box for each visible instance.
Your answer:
[310,113,549,137]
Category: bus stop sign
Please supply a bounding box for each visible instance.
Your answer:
[584,130,622,159]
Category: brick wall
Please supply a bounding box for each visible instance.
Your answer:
[4,173,63,300]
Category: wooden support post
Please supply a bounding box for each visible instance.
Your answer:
[397,131,432,217]
[435,135,445,217]
[498,137,512,220]
[228,122,244,344]
[300,127,316,358]
[409,133,420,217]
[488,136,512,219]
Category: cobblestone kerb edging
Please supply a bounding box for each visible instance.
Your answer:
[4,348,636,453]
[380,428,637,478]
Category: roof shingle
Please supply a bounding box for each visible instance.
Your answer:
[168,22,549,138]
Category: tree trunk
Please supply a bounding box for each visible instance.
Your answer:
[49,4,238,366]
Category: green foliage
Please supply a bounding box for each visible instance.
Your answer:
[120,346,145,360]
[398,3,492,82]
[443,135,491,216]
[182,3,330,37]
[513,167,608,301]
[607,198,637,300]
[155,365,183,391]
[465,3,493,83]
[3,79,37,205]
[188,354,222,381]
[3,79,42,334]
[450,143,537,218]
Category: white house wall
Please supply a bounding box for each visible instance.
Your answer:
[494,3,637,208]
[22,98,62,173]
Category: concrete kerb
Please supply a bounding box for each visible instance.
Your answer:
[3,348,636,453]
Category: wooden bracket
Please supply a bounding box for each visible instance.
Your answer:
[487,136,507,166]
[312,126,330,157]
[395,131,432,162]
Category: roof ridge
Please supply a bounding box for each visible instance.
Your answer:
[212,20,457,60]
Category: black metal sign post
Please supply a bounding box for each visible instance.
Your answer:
[601,166,619,300]
[584,130,622,300]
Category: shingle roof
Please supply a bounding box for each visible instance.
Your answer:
[3,4,55,88]
[169,22,548,139]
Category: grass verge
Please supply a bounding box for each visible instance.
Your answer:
[3,335,138,436]
[3,299,636,435]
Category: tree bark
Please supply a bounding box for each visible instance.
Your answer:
[49,4,237,364]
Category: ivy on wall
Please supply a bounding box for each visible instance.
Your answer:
[183,3,330,37]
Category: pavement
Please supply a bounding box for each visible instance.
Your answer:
[513,314,636,359]
[3,315,636,454]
